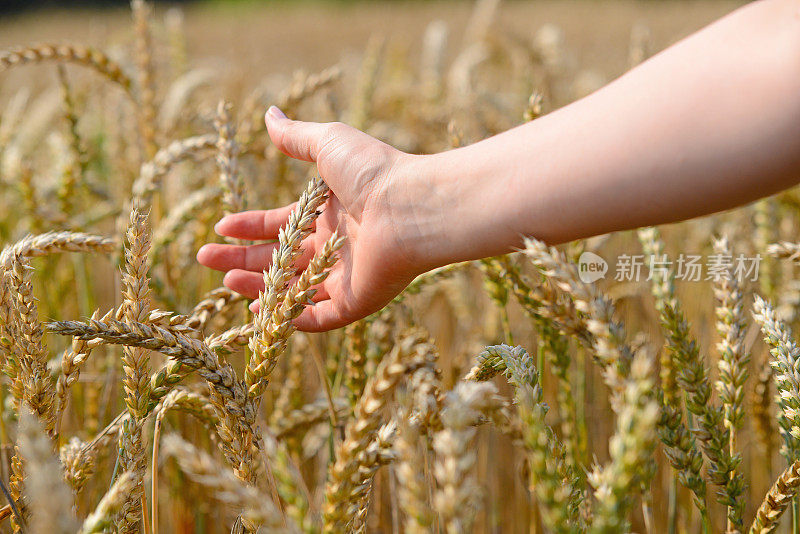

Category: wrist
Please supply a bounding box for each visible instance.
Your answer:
[387,148,521,273]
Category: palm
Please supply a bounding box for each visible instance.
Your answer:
[309,192,413,330]
[197,114,416,331]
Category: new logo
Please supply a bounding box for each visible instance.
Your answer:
[578,251,608,283]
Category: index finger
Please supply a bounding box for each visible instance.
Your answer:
[215,203,309,240]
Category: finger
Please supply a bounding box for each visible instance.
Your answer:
[292,300,352,333]
[265,106,348,163]
[197,242,314,273]
[225,270,331,308]
[215,204,306,240]
[248,280,331,313]
[198,242,276,273]
[223,270,264,300]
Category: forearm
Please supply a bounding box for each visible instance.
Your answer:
[407,0,800,269]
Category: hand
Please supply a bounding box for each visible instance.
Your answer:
[197,106,428,331]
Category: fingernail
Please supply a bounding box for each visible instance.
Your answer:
[267,106,287,120]
[249,301,259,313]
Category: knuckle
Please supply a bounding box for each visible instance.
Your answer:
[322,122,345,140]
[282,121,300,142]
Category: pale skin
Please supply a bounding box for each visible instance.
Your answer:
[198,0,800,332]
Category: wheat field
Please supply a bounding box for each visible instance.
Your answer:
[7,0,800,533]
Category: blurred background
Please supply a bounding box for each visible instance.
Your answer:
[0,0,747,100]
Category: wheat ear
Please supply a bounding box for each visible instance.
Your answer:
[0,44,133,95]
[344,320,370,406]
[753,359,778,464]
[6,255,56,438]
[753,295,800,459]
[18,409,79,534]
[768,242,800,262]
[395,372,437,533]
[272,397,349,440]
[323,330,433,532]
[56,309,102,423]
[130,134,218,201]
[433,381,504,534]
[187,286,246,331]
[152,186,222,264]
[0,231,116,269]
[347,36,384,130]
[161,435,286,532]
[55,64,86,218]
[349,421,398,532]
[247,230,344,402]
[115,202,153,533]
[246,175,329,399]
[498,344,579,533]
[637,227,708,516]
[278,65,341,113]
[522,238,631,400]
[662,299,742,516]
[750,461,800,534]
[79,471,136,534]
[712,236,749,527]
[48,315,259,482]
[588,352,659,534]
[215,100,245,217]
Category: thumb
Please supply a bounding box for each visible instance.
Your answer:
[265,106,348,163]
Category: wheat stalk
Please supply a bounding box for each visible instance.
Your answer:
[131,0,158,158]
[0,44,133,95]
[262,432,316,531]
